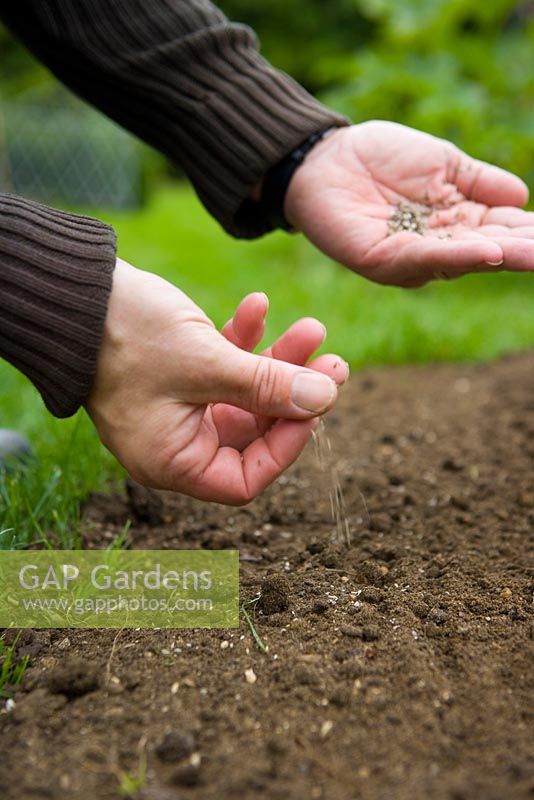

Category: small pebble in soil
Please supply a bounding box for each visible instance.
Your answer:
[155,731,196,763]
[244,668,257,685]
[320,720,334,738]
[388,202,429,236]
[257,574,291,614]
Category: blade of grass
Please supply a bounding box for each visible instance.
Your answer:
[241,595,269,654]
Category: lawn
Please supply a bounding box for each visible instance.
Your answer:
[1,183,533,549]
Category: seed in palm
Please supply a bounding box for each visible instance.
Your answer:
[388,202,429,236]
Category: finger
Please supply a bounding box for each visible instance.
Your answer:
[211,318,333,450]
[479,237,534,272]
[212,352,350,450]
[220,292,268,350]
[366,233,504,284]
[454,155,529,208]
[464,226,534,239]
[483,207,534,228]
[189,336,339,419]
[262,317,326,362]
[304,353,350,385]
[184,418,318,505]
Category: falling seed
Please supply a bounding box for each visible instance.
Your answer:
[312,419,351,547]
[171,682,180,694]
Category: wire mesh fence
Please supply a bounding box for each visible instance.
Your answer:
[0,100,142,209]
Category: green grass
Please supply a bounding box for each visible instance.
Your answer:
[0,635,30,698]
[106,184,534,365]
[116,751,147,798]
[1,182,533,549]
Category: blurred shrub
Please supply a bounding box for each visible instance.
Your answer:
[222,0,534,184]
[2,2,534,187]
[218,0,376,91]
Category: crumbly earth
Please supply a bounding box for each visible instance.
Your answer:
[1,353,533,800]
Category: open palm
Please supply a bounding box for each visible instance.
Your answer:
[286,121,534,287]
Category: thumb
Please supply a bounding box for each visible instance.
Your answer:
[204,338,339,419]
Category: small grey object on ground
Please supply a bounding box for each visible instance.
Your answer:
[0,429,34,469]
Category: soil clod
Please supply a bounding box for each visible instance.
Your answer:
[155,731,196,763]
[46,656,99,699]
[257,574,291,615]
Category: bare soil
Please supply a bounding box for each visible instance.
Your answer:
[1,353,533,800]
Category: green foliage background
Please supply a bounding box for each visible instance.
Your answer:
[3,0,534,184]
[221,0,534,185]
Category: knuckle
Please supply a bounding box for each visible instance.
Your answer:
[250,358,282,413]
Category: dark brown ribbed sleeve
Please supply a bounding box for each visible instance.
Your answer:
[0,194,116,417]
[0,0,349,238]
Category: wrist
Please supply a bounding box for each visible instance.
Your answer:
[258,127,341,233]
[283,127,347,230]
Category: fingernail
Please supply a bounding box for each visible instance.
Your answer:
[291,372,336,413]
[485,259,504,266]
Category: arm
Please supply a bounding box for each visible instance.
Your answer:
[0,2,349,502]
[0,0,348,238]
[0,194,116,417]
[3,2,533,283]
[0,193,348,502]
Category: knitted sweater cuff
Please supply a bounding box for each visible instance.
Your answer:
[0,194,116,417]
[174,26,350,238]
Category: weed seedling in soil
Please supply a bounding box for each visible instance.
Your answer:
[0,634,30,698]
[116,746,147,797]
[241,595,269,654]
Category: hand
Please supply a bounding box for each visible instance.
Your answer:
[86,259,348,504]
[285,121,534,287]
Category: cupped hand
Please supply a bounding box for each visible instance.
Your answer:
[285,121,534,287]
[86,259,348,504]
